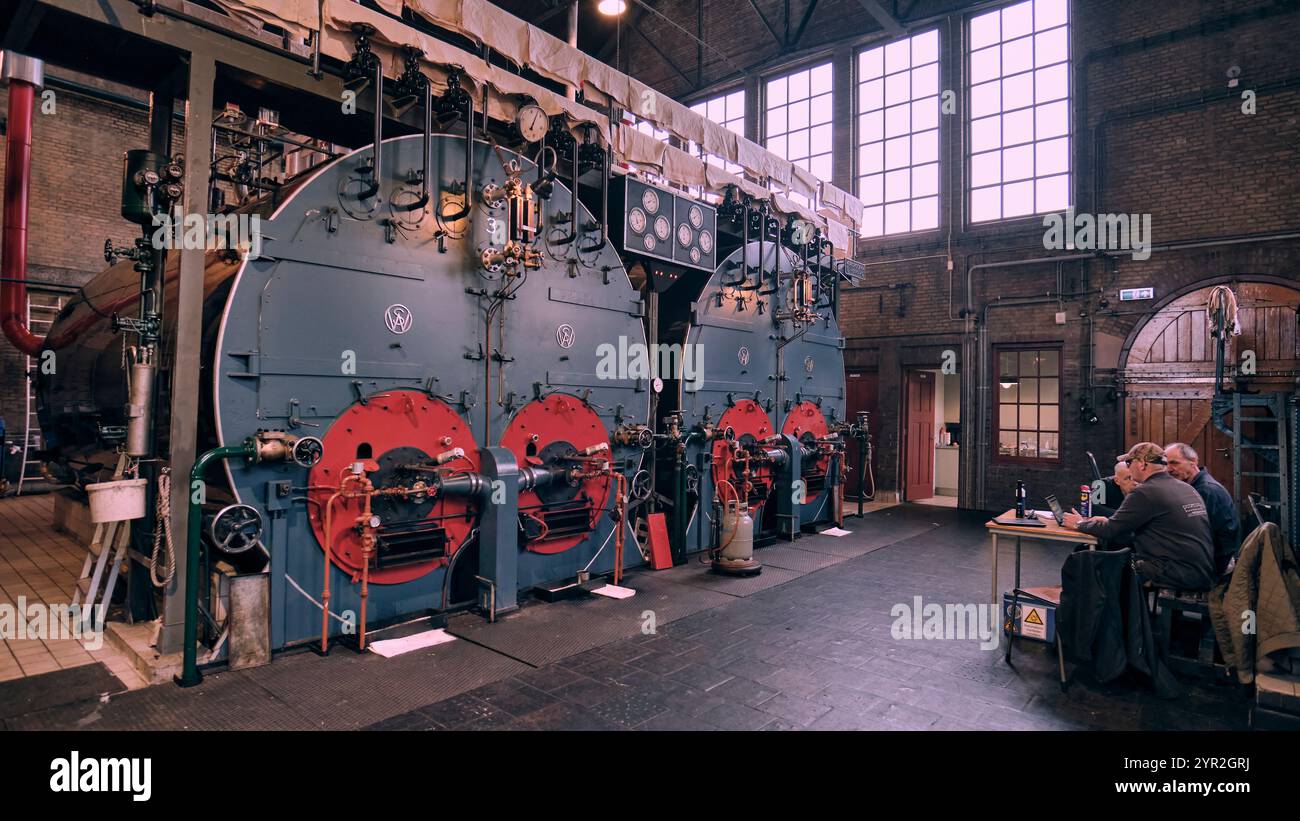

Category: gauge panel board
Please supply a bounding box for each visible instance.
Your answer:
[617,177,717,273]
[672,196,717,270]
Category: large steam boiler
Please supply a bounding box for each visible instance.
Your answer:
[40,130,649,651]
[647,203,848,563]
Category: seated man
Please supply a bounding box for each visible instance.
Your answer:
[1093,459,1136,517]
[1063,442,1216,591]
[1164,442,1240,574]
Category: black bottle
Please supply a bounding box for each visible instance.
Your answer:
[1015,480,1027,518]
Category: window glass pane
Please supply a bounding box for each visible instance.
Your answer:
[912,197,939,230]
[1000,404,1018,429]
[1035,0,1068,30]
[1019,436,1038,458]
[1020,405,1039,430]
[1019,378,1039,403]
[1019,351,1040,375]
[1039,432,1059,458]
[999,430,1017,455]
[767,61,832,199]
[969,1,1072,223]
[857,29,941,237]
[1000,351,1019,376]
[999,381,1018,403]
[1040,377,1059,403]
[1040,405,1059,432]
[1040,349,1060,375]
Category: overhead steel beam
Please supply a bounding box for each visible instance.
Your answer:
[629,19,694,88]
[744,0,785,47]
[1,0,45,50]
[856,0,905,36]
[790,0,820,49]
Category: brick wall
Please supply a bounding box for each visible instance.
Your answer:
[0,76,158,457]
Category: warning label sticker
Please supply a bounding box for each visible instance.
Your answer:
[1017,604,1048,640]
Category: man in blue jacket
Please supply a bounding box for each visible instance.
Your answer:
[1165,442,1240,575]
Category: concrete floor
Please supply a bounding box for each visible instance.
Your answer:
[0,503,1249,731]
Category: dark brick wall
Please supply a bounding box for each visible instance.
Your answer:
[0,77,157,452]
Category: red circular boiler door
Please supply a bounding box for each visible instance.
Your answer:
[500,393,611,555]
[307,391,479,585]
[713,398,774,508]
[782,400,831,475]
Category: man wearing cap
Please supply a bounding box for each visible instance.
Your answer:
[1063,442,1217,591]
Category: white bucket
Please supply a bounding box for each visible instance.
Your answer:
[85,478,148,523]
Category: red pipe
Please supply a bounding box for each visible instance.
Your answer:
[1,61,42,356]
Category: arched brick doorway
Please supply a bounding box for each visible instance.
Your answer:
[1117,278,1300,501]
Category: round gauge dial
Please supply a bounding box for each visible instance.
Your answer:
[690,247,701,263]
[641,188,660,214]
[642,233,656,251]
[516,103,549,143]
[698,230,714,254]
[677,224,693,247]
[629,207,647,233]
[688,204,704,229]
[653,215,671,241]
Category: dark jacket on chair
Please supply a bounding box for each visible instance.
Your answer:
[1059,548,1183,697]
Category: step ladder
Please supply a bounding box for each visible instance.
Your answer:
[17,291,65,495]
[1215,391,1291,539]
[71,452,132,631]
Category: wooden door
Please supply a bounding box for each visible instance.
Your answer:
[904,370,936,501]
[845,369,879,500]
[1121,281,1300,501]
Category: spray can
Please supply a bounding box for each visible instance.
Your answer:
[1080,484,1092,518]
[1015,480,1027,518]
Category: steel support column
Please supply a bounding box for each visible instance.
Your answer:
[158,53,215,654]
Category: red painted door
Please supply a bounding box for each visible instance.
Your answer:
[905,370,935,501]
[845,370,879,500]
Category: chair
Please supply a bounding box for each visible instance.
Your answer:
[1152,588,1231,681]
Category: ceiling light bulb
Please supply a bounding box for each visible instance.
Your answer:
[598,0,628,15]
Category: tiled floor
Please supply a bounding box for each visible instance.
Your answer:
[0,494,148,689]
[1,503,1251,731]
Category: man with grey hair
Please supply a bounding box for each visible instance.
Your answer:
[1165,442,1239,574]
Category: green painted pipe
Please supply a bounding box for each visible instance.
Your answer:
[176,440,255,687]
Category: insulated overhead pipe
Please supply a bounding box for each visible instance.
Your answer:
[1,52,48,356]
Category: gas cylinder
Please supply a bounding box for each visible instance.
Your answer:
[714,501,761,576]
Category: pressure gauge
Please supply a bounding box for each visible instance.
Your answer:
[698,230,714,254]
[688,204,704,229]
[642,233,656,251]
[653,215,671,240]
[677,223,693,247]
[690,246,701,263]
[629,207,647,233]
[516,103,549,143]
[641,188,661,214]
[652,377,664,394]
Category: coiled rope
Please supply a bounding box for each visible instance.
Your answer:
[151,467,176,587]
